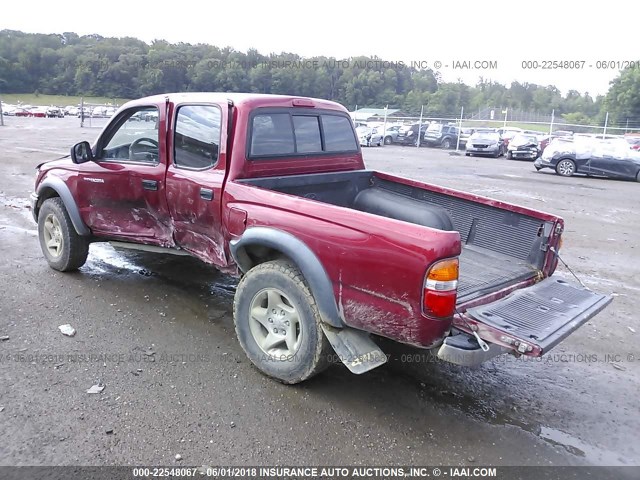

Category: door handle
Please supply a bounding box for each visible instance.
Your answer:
[142,179,158,191]
[200,188,214,201]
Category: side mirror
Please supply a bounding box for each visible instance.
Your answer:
[70,141,94,164]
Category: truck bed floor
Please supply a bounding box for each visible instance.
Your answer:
[457,245,538,303]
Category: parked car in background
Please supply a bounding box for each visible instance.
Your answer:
[552,130,574,137]
[13,108,31,117]
[423,123,460,149]
[46,107,64,118]
[2,105,18,116]
[29,107,48,118]
[624,135,640,151]
[535,136,640,180]
[498,128,523,150]
[64,106,79,116]
[382,125,402,145]
[459,127,476,147]
[395,123,428,146]
[466,131,504,157]
[356,126,383,147]
[506,134,540,160]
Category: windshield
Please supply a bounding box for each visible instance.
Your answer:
[472,132,499,141]
[511,135,537,144]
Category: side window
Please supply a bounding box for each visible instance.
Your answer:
[321,115,358,152]
[102,107,159,163]
[174,105,221,169]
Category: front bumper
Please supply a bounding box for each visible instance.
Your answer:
[30,192,39,222]
[509,149,538,160]
[466,145,500,155]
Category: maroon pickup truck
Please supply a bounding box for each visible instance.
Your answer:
[30,93,611,384]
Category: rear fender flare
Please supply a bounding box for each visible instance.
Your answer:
[230,227,344,328]
[36,176,90,236]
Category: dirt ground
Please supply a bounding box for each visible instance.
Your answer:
[0,117,638,468]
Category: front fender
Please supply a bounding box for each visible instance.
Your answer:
[230,227,344,328]
[35,176,90,236]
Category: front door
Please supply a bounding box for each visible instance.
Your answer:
[76,105,173,246]
[165,103,229,267]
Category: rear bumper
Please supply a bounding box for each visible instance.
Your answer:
[437,333,508,366]
[30,192,39,222]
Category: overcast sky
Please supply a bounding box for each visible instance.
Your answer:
[7,0,637,96]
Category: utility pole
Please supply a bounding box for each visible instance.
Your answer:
[603,112,609,138]
[456,106,463,151]
[416,105,424,148]
[0,98,4,126]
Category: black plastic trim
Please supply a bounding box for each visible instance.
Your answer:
[36,177,91,236]
[229,227,344,328]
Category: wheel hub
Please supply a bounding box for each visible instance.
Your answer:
[249,288,302,358]
[43,214,63,258]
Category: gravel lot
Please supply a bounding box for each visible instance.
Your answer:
[0,117,638,468]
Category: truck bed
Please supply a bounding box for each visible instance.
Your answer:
[239,170,550,303]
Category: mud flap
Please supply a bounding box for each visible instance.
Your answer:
[466,278,612,354]
[321,324,388,374]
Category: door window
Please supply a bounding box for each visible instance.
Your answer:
[174,105,222,169]
[101,107,160,163]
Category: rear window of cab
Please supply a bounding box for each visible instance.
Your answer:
[248,109,359,159]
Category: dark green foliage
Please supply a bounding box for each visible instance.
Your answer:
[0,30,607,119]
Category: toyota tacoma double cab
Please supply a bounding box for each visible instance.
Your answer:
[31,93,611,384]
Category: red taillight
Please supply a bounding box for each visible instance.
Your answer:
[423,258,459,319]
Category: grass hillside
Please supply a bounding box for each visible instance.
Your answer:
[0,93,130,107]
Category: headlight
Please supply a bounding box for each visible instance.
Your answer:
[407,131,414,136]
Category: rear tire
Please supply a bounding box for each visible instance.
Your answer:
[556,159,576,177]
[233,259,332,384]
[37,198,89,272]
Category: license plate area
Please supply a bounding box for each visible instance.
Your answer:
[467,278,611,353]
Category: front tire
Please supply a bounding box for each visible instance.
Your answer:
[384,136,392,145]
[37,198,89,272]
[556,159,576,177]
[233,260,331,384]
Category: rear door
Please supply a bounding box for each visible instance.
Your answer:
[165,103,229,267]
[458,278,611,356]
[588,156,639,179]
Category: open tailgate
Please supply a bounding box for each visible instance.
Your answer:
[464,278,612,356]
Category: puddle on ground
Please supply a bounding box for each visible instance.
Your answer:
[538,426,627,465]
[389,352,632,466]
[85,243,237,297]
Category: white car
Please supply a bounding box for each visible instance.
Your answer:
[356,126,383,147]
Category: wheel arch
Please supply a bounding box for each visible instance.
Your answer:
[36,177,90,236]
[230,227,344,328]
